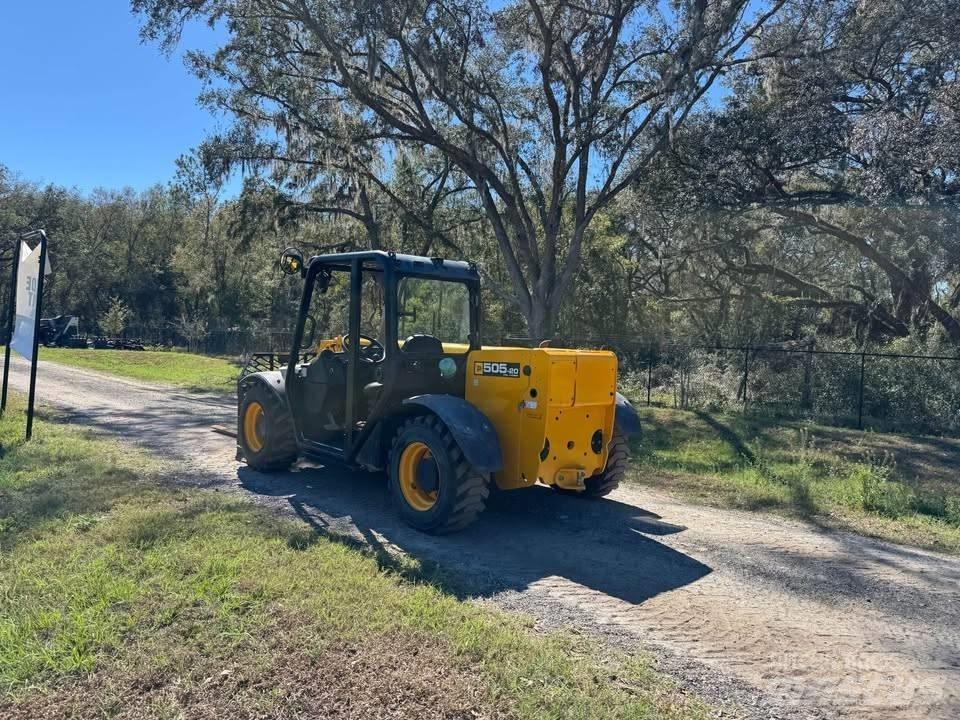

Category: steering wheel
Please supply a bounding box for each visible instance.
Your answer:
[342,333,386,363]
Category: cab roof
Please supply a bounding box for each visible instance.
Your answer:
[308,250,479,282]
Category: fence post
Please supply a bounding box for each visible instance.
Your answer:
[741,345,750,408]
[646,351,653,406]
[857,350,867,430]
[801,338,815,410]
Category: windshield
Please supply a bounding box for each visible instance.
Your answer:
[398,277,471,347]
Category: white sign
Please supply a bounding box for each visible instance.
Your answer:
[10,240,50,362]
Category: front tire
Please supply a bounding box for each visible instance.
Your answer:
[389,416,490,533]
[238,384,298,471]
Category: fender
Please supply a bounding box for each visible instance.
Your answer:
[237,370,287,405]
[403,394,503,473]
[615,392,642,437]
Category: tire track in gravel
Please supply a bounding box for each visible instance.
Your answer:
[9,355,960,720]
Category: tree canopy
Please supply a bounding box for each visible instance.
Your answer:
[2,0,959,354]
[620,0,960,345]
[132,0,824,338]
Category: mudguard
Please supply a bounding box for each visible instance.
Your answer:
[615,392,642,437]
[403,394,503,473]
[238,370,287,404]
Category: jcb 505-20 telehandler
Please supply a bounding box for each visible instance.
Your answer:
[237,249,641,533]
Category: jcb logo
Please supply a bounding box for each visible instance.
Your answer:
[474,361,520,378]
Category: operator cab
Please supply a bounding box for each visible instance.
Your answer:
[282,251,480,458]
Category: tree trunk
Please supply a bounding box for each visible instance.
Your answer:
[358,185,380,250]
[801,338,815,410]
[526,296,556,345]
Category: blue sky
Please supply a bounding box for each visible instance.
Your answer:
[0,3,223,193]
[0,2,736,197]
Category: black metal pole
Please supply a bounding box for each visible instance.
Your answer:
[741,345,750,408]
[646,351,653,406]
[801,338,814,410]
[344,259,362,451]
[25,231,48,440]
[1,238,21,415]
[857,350,866,431]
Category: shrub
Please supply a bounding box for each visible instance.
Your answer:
[853,453,913,518]
[617,370,648,405]
[946,497,960,527]
[100,297,131,336]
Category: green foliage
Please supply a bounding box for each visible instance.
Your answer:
[634,407,960,552]
[6,0,960,351]
[0,167,289,342]
[629,0,960,347]
[174,314,208,351]
[616,339,960,436]
[132,0,812,340]
[99,296,131,336]
[855,458,913,519]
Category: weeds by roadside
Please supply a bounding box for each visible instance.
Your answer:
[632,407,960,553]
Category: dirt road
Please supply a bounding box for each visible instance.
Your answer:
[8,356,960,720]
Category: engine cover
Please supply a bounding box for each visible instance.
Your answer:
[464,347,618,490]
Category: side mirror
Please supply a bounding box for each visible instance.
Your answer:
[279,247,305,276]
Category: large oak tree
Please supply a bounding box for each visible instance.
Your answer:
[649,0,960,344]
[133,0,809,339]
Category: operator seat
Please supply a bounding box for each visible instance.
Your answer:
[394,334,450,399]
[401,333,444,354]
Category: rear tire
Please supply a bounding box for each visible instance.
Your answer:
[238,383,298,471]
[388,416,490,533]
[555,432,629,498]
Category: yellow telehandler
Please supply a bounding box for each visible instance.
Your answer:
[237,249,640,533]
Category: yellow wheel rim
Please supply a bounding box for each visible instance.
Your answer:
[243,401,265,453]
[398,441,438,511]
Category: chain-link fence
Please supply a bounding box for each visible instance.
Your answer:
[86,324,960,436]
[505,337,960,437]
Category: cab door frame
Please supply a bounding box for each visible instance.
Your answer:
[286,255,398,462]
[285,251,482,468]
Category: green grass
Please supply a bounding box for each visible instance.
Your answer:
[0,399,709,720]
[631,407,960,553]
[38,347,240,394]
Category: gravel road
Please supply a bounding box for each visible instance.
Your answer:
[8,355,960,720]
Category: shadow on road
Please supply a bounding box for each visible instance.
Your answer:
[238,463,711,606]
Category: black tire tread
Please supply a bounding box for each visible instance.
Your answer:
[582,433,629,497]
[553,432,629,498]
[391,415,489,533]
[241,384,297,471]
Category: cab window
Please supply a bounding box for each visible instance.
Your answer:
[308,268,385,353]
[398,277,470,348]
